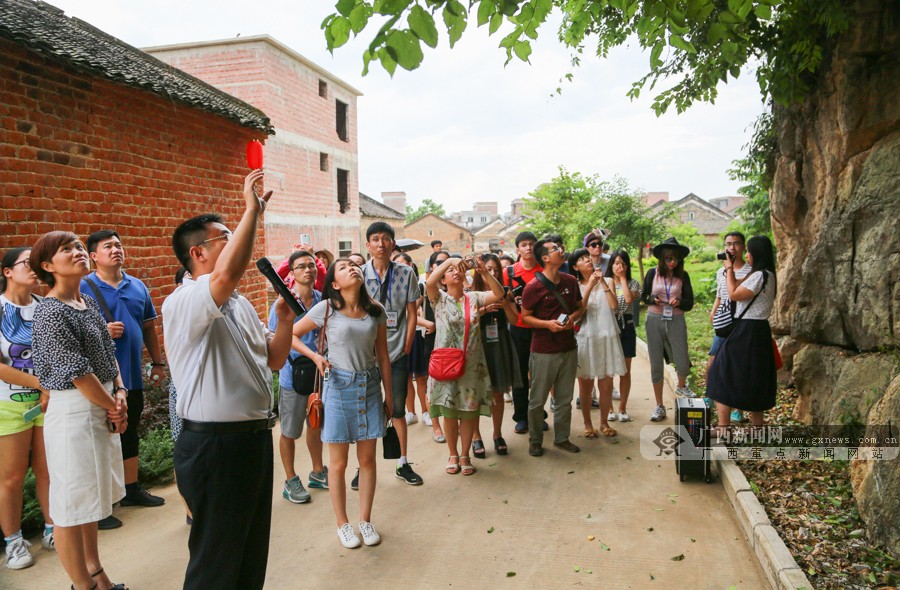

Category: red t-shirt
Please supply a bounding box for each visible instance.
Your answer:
[521,272,581,354]
[503,260,543,328]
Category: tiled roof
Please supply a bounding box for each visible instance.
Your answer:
[694,218,732,235]
[0,0,272,133]
[359,193,404,219]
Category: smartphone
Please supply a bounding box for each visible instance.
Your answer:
[22,404,42,422]
[300,233,312,245]
[463,257,476,270]
[557,313,569,325]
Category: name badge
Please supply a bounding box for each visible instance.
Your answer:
[386,311,399,331]
[662,304,674,320]
[485,321,500,342]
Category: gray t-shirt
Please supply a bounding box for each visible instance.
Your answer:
[362,261,419,362]
[306,300,386,372]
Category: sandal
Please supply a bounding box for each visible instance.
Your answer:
[446,456,460,475]
[472,439,486,459]
[584,428,599,439]
[91,568,128,590]
[493,437,508,456]
[460,456,476,476]
[600,425,617,437]
[72,585,98,590]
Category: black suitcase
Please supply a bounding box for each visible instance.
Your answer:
[675,397,712,483]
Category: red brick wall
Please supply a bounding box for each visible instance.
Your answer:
[0,38,272,356]
[148,40,362,266]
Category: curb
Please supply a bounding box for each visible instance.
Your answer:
[636,337,813,590]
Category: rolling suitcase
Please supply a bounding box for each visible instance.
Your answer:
[675,397,712,483]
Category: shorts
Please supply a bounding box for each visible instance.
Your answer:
[390,355,410,418]
[0,398,45,436]
[321,366,386,444]
[120,389,144,460]
[408,332,428,378]
[708,334,726,357]
[278,386,310,439]
[619,319,637,358]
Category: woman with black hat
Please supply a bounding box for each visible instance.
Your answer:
[640,238,695,421]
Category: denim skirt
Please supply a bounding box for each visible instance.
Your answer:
[321,366,386,444]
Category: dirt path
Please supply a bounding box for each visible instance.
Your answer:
[3,354,766,589]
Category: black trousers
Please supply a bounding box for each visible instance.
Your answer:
[508,325,533,423]
[174,428,273,590]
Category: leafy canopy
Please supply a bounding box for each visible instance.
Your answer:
[323,0,849,114]
[406,197,447,223]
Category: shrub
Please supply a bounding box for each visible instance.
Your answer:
[138,427,175,486]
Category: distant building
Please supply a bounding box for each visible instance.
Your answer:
[404,214,474,270]
[709,195,747,216]
[653,193,734,243]
[359,193,405,255]
[643,191,670,207]
[147,35,363,266]
[473,218,508,254]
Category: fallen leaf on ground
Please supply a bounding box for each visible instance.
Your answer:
[574,566,581,572]
[567,470,575,474]
[671,554,685,561]
[599,542,611,551]
[502,499,508,504]
[587,535,595,541]
[647,527,654,532]
[487,527,494,534]
[506,572,516,577]
[654,508,665,511]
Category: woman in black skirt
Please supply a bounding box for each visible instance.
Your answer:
[470,253,522,457]
[706,236,777,430]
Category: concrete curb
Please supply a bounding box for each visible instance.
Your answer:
[636,337,813,590]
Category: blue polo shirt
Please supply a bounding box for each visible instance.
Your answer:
[269,290,321,392]
[80,272,157,390]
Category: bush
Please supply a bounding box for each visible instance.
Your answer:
[21,468,42,538]
[138,427,175,485]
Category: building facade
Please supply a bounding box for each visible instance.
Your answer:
[147,36,363,266]
[653,193,734,243]
[404,214,474,270]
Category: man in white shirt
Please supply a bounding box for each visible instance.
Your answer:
[162,170,295,590]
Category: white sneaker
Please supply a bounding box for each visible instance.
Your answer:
[404,412,418,425]
[675,386,696,398]
[422,413,433,427]
[607,411,617,422]
[41,527,55,551]
[612,388,621,400]
[4,537,33,569]
[503,392,512,403]
[650,405,667,422]
[618,412,631,422]
[358,521,381,546]
[337,523,361,549]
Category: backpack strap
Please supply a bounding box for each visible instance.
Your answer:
[534,272,572,315]
[84,276,114,322]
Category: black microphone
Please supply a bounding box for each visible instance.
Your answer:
[256,257,306,318]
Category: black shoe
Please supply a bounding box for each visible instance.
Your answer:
[528,443,543,457]
[98,515,122,530]
[543,421,550,431]
[395,463,423,486]
[553,440,581,453]
[351,468,359,491]
[120,486,165,507]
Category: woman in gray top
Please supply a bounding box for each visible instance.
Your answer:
[292,259,392,550]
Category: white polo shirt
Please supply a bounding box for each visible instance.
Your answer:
[162,274,273,422]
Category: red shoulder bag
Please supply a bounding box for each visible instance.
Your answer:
[428,294,470,382]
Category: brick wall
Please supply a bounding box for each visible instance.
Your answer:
[404,215,474,270]
[0,38,271,355]
[148,39,362,267]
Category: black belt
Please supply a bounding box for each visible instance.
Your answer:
[182,417,275,434]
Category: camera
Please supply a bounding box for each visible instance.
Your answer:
[511,284,524,298]
[717,252,735,261]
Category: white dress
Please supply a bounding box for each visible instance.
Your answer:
[576,279,627,379]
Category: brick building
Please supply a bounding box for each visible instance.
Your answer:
[652,193,734,243]
[0,0,273,326]
[403,214,473,270]
[147,35,363,266]
[359,192,404,255]
[709,195,747,215]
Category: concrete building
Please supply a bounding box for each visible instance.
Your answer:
[147,35,363,266]
[404,214,474,270]
[0,0,273,316]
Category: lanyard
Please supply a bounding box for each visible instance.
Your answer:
[377,263,394,306]
[663,275,672,303]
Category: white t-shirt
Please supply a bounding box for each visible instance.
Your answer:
[736,271,776,320]
[0,294,40,403]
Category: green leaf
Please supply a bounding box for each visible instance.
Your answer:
[349,3,373,34]
[518,3,534,23]
[408,5,439,48]
[754,4,772,20]
[335,0,356,17]
[375,0,411,15]
[650,41,664,67]
[489,12,503,34]
[385,30,424,70]
[669,34,696,54]
[707,22,727,44]
[330,17,352,49]
[513,40,532,61]
[445,0,464,17]
[443,2,468,47]
[487,526,495,533]
[574,566,581,572]
[599,542,611,551]
[477,0,495,26]
[377,47,398,76]
[719,10,740,24]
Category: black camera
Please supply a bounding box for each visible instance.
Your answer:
[717,252,734,261]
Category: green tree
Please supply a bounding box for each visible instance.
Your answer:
[728,111,775,238]
[322,0,849,115]
[668,222,710,258]
[405,197,447,223]
[524,166,597,247]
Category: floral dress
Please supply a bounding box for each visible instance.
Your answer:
[427,290,492,419]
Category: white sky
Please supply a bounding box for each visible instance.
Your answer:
[47,0,767,215]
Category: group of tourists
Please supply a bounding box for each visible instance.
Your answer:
[0,169,779,589]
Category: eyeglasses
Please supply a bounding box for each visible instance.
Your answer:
[546,245,563,254]
[10,259,31,269]
[291,263,317,271]
[198,230,232,246]
[587,242,601,248]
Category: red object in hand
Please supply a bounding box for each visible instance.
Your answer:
[247,140,264,169]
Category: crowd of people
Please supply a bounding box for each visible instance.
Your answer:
[0,170,779,589]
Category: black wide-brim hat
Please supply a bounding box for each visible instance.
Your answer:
[652,237,690,260]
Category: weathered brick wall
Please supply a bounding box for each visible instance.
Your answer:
[672,202,730,242]
[0,38,271,354]
[404,215,473,270]
[147,39,362,267]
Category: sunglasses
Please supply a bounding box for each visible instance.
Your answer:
[587,242,601,248]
